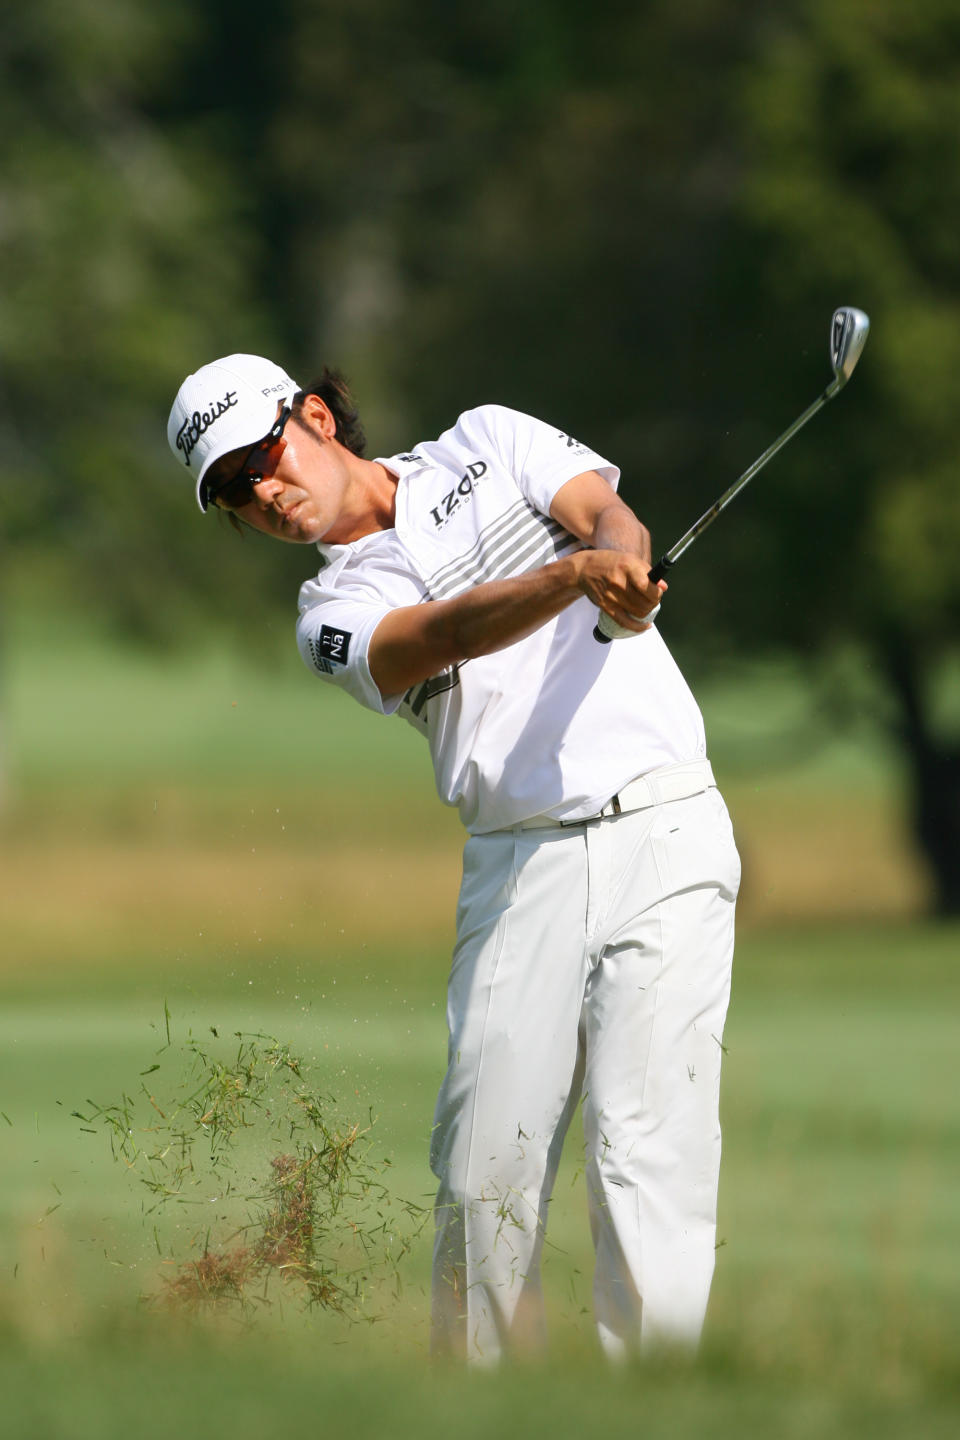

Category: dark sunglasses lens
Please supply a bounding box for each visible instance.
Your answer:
[210,471,260,510]
[206,409,291,510]
[227,472,260,506]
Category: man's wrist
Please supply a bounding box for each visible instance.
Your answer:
[558,551,589,596]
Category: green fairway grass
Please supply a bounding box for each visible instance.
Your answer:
[0,923,957,1437]
[1,626,956,1434]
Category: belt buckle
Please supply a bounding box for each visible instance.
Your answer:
[594,793,622,820]
[558,790,623,828]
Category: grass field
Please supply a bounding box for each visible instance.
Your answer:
[1,628,957,1436]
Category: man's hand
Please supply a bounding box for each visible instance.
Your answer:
[550,470,665,638]
[571,550,667,635]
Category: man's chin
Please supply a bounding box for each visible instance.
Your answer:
[278,505,322,544]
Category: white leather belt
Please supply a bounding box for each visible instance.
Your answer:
[515,759,716,831]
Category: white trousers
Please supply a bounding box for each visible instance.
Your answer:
[430,785,740,1363]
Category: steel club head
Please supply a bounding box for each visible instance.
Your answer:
[829,306,871,391]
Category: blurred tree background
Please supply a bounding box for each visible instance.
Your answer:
[2,0,958,907]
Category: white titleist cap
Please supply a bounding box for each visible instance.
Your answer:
[167,354,300,511]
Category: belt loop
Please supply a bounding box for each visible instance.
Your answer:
[611,794,622,815]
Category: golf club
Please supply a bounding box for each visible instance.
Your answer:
[594,306,871,642]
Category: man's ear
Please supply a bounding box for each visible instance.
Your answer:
[297,393,337,440]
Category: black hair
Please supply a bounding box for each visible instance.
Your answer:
[293,367,366,456]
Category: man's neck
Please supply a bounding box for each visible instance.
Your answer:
[325,460,398,544]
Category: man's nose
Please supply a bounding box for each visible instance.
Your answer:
[252,474,283,505]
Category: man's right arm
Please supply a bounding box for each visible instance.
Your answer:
[368,549,661,698]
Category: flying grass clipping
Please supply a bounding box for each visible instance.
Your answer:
[74,1017,427,1318]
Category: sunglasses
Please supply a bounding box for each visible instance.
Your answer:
[203,404,294,511]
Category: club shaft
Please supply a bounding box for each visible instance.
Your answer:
[659,383,834,569]
[594,354,855,639]
[595,388,830,636]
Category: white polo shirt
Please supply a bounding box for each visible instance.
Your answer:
[296,405,706,833]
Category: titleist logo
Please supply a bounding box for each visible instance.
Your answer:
[176,390,238,466]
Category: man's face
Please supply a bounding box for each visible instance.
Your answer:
[204,397,351,545]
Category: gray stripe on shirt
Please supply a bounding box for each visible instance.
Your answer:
[426,503,579,599]
[426,500,533,592]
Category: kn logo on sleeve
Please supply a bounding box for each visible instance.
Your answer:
[317,626,352,665]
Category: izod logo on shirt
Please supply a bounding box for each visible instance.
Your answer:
[428,462,488,529]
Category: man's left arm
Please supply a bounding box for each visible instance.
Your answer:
[550,469,652,561]
[550,470,665,632]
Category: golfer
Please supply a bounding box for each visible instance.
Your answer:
[167,353,741,1363]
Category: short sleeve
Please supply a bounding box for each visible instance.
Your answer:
[296,585,401,716]
[455,405,620,516]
